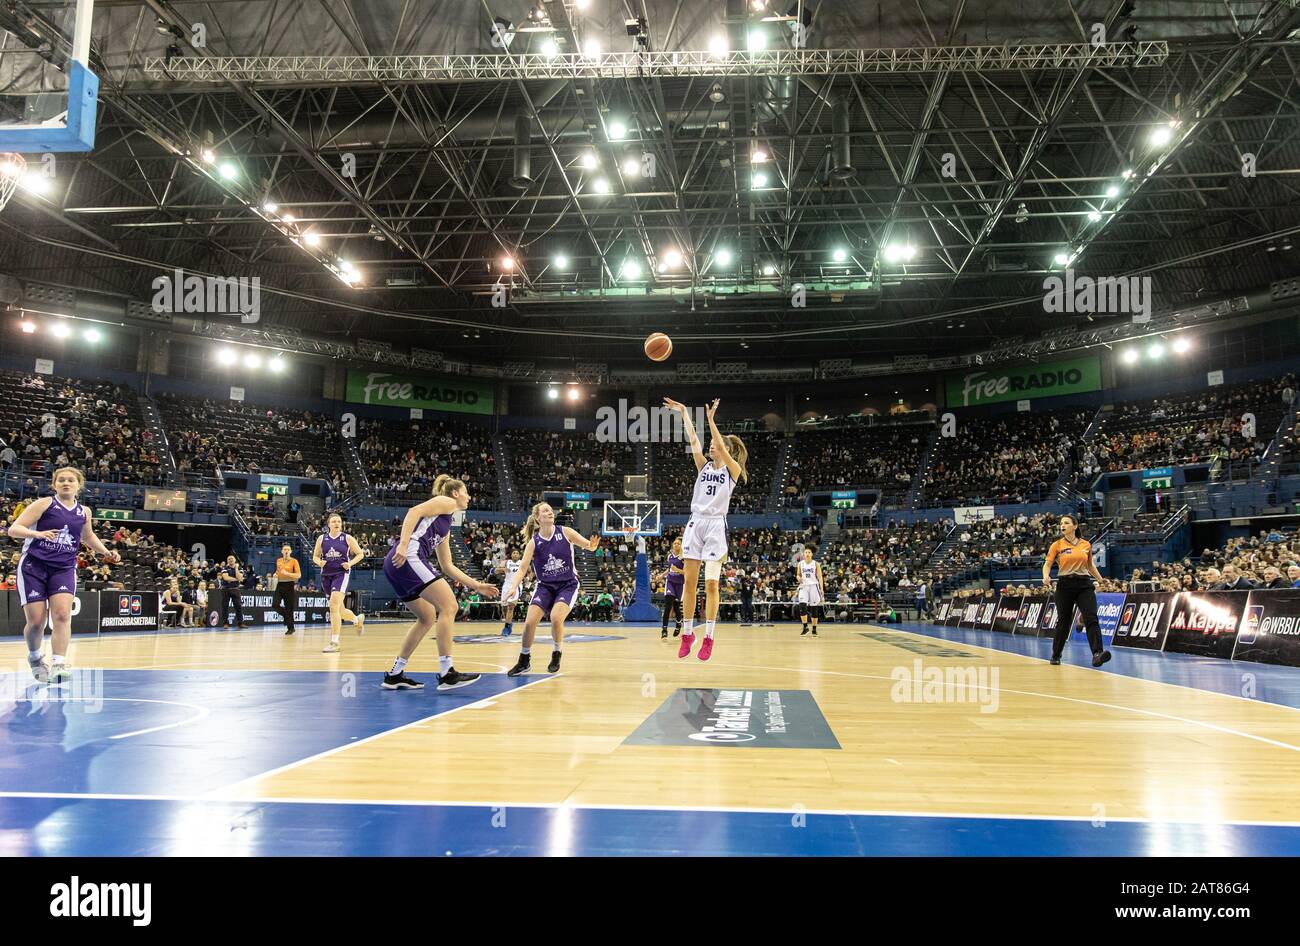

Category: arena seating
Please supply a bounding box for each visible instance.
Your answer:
[923,409,1091,506]
[356,416,498,510]
[0,370,163,484]
[505,428,636,499]
[1080,378,1291,482]
[782,423,927,506]
[157,393,348,489]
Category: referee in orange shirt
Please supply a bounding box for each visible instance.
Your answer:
[273,543,302,636]
[1042,515,1111,668]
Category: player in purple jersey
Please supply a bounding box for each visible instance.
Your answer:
[653,536,686,640]
[312,512,366,654]
[8,467,120,684]
[381,474,499,691]
[500,501,599,676]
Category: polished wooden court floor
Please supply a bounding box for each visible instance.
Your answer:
[4,618,1300,855]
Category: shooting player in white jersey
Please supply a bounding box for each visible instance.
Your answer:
[661,397,749,662]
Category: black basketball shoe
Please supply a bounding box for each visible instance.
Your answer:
[548,651,562,673]
[382,672,424,690]
[507,654,531,677]
[1092,650,1112,668]
[437,668,480,691]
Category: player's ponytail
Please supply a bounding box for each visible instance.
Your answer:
[725,435,749,484]
[522,501,546,540]
[432,474,465,498]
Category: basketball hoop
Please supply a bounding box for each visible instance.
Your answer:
[0,154,26,211]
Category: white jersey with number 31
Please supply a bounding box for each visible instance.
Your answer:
[691,461,736,517]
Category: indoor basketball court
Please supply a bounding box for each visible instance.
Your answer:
[0,0,1298,919]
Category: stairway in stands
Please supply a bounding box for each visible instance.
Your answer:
[767,436,791,512]
[138,393,181,486]
[492,433,520,511]
[1053,405,1106,501]
[339,432,370,497]
[449,526,483,580]
[904,428,940,508]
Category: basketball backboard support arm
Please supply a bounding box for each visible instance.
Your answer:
[0,0,99,153]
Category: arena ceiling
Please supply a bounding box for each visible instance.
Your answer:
[3,0,1300,376]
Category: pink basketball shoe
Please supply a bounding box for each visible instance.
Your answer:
[677,632,695,658]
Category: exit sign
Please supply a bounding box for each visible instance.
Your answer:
[99,509,132,520]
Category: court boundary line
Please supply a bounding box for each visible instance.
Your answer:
[5,696,211,740]
[883,621,1300,716]
[202,671,565,799]
[1,789,1299,829]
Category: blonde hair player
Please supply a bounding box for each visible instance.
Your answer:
[312,512,366,653]
[501,501,600,676]
[795,545,825,637]
[8,467,121,683]
[661,397,748,660]
[380,474,499,691]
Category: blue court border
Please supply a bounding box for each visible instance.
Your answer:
[2,796,1298,856]
[5,625,1300,855]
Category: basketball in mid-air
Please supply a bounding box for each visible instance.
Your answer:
[644,332,673,362]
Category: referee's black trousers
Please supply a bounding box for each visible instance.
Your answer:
[1052,577,1103,658]
[273,581,298,633]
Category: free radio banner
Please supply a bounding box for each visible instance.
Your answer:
[345,369,494,415]
[944,354,1102,407]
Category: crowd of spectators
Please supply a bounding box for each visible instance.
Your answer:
[504,429,636,499]
[923,410,1090,506]
[356,417,498,509]
[1077,377,1292,482]
[0,372,162,484]
[782,425,926,504]
[159,394,347,489]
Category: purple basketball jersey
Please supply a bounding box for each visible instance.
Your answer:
[320,531,350,574]
[22,497,86,568]
[665,554,685,598]
[387,513,451,568]
[531,528,577,585]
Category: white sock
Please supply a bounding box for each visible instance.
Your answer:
[331,633,340,644]
[705,620,716,639]
[683,619,694,636]
[52,655,66,666]
[439,655,453,675]
[389,656,407,675]
[28,650,42,663]
[521,647,531,655]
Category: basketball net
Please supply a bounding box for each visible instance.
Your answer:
[0,154,26,211]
